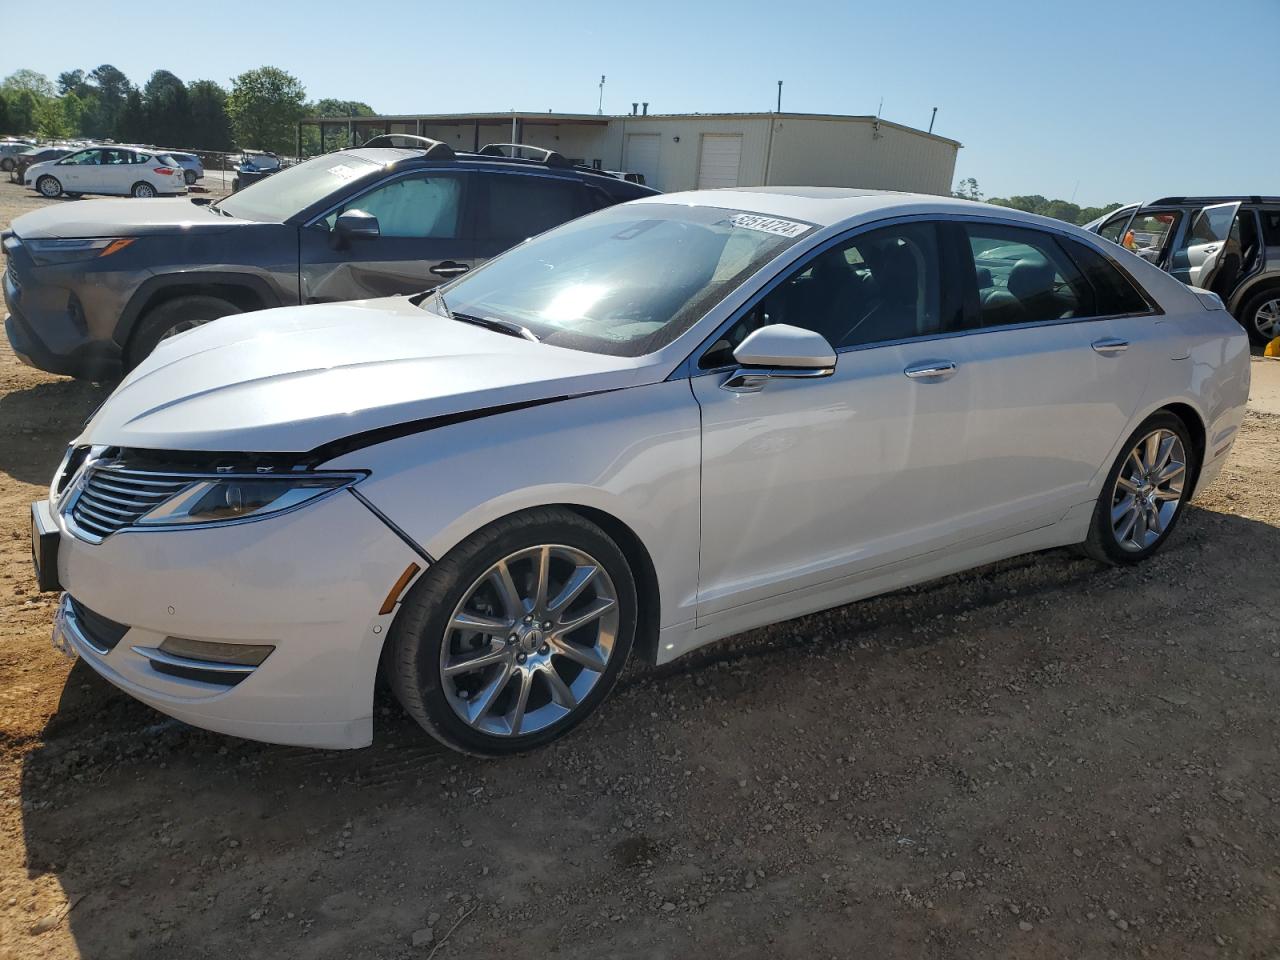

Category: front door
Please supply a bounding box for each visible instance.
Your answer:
[693,221,968,621]
[299,171,474,303]
[54,148,105,193]
[1170,201,1242,289]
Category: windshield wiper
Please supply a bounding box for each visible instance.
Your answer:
[451,311,540,342]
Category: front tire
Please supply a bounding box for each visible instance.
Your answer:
[1082,412,1196,565]
[131,181,157,198]
[126,295,241,370]
[388,507,638,756]
[1238,288,1280,347]
[36,176,62,198]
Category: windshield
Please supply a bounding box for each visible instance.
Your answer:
[216,153,381,222]
[429,203,814,357]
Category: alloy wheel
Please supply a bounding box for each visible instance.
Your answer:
[1110,428,1186,552]
[439,544,620,737]
[1255,298,1280,341]
[134,183,156,198]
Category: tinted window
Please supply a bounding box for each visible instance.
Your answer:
[965,224,1092,326]
[1261,210,1280,246]
[1061,239,1151,315]
[324,174,463,239]
[700,222,943,367]
[480,174,586,246]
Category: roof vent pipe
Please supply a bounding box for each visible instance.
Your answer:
[632,102,638,115]
[642,102,649,115]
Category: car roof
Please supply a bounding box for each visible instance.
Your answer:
[340,146,656,191]
[630,187,1086,231]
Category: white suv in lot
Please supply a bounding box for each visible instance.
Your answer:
[32,189,1249,756]
[23,146,187,199]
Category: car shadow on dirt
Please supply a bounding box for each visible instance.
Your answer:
[14,506,1280,957]
[0,379,112,485]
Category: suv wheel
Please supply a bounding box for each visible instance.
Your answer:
[1239,287,1280,346]
[127,295,242,370]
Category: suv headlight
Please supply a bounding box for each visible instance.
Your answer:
[137,474,362,527]
[26,237,135,266]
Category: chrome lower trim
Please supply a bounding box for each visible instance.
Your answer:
[129,645,257,675]
[58,594,110,656]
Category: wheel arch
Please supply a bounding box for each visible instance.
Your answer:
[1227,274,1280,317]
[116,273,283,349]
[1157,401,1207,496]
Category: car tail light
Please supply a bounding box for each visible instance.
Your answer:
[152,167,175,176]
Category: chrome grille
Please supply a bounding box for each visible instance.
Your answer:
[69,466,194,540]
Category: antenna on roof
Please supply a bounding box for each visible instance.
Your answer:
[873,98,883,139]
[776,80,783,113]
[928,106,937,134]
[598,75,606,116]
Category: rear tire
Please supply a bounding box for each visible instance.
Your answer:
[126,295,241,370]
[36,176,62,198]
[131,181,157,198]
[0,158,14,173]
[1237,287,1280,346]
[387,507,638,756]
[184,169,197,185]
[1081,411,1196,565]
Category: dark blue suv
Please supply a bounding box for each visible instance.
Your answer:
[3,137,656,379]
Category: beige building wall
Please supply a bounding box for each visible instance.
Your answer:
[764,117,959,195]
[596,116,774,192]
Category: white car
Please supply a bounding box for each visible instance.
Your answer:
[164,151,204,185]
[24,145,187,199]
[31,189,1250,755]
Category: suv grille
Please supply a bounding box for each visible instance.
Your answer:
[70,466,193,540]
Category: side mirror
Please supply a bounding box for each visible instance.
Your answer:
[333,209,380,247]
[724,324,837,393]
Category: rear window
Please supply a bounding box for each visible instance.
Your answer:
[478,174,588,246]
[1061,238,1153,316]
[1261,210,1280,246]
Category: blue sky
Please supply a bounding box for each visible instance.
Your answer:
[6,0,1276,206]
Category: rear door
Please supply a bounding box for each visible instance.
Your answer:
[470,172,594,263]
[1172,202,1242,289]
[943,220,1155,534]
[298,170,474,303]
[98,149,138,195]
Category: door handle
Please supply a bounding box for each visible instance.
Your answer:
[903,360,957,380]
[1091,337,1130,356]
[430,261,470,277]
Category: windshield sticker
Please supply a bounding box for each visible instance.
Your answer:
[726,214,812,238]
[327,163,360,182]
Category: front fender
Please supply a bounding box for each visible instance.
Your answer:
[323,380,703,631]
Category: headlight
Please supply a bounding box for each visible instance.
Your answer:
[136,474,361,527]
[25,237,135,266]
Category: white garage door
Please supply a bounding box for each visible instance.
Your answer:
[697,134,742,189]
[625,134,660,190]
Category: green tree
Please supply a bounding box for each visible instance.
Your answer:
[60,91,86,135]
[0,92,10,135]
[116,89,147,144]
[57,69,90,97]
[143,69,190,146]
[2,69,56,100]
[187,80,233,151]
[227,66,306,154]
[82,64,132,138]
[35,98,68,138]
[302,98,376,153]
[952,177,982,201]
[986,193,1124,226]
[9,90,38,134]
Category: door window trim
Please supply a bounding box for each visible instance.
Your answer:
[678,211,1163,379]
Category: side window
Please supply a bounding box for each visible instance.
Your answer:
[480,174,587,246]
[60,149,100,166]
[965,224,1093,326]
[1060,239,1152,316]
[1098,213,1131,244]
[100,149,131,165]
[700,222,943,368]
[1261,210,1280,246]
[1118,212,1180,257]
[324,175,463,239]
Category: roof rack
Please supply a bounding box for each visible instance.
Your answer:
[356,134,455,159]
[477,143,571,168]
[1151,195,1279,206]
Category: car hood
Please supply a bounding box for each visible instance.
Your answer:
[81,297,653,455]
[12,196,238,239]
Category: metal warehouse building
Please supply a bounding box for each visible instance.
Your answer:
[298,111,961,195]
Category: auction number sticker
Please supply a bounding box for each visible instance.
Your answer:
[727,214,812,238]
[327,164,360,182]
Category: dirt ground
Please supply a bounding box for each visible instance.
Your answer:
[0,177,1278,960]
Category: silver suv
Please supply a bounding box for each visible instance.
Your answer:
[1086,196,1280,345]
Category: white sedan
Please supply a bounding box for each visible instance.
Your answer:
[24,146,187,199]
[32,189,1250,755]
